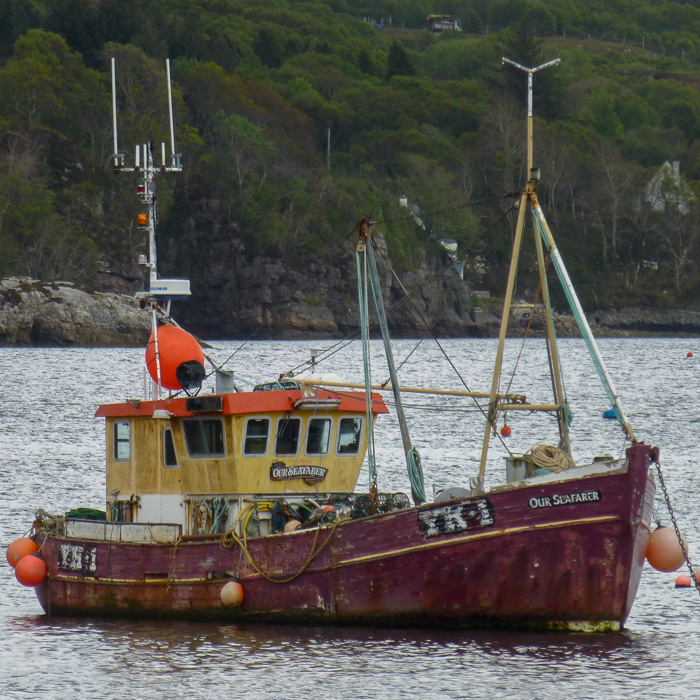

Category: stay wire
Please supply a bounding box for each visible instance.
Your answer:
[369,231,513,455]
[282,238,472,378]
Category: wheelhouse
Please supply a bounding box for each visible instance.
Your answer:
[96,385,388,535]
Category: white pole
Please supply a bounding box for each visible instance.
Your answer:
[111,58,119,166]
[152,307,162,399]
[166,58,176,160]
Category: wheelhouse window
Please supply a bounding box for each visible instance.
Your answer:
[275,417,301,456]
[306,418,331,456]
[244,418,270,455]
[163,428,177,468]
[113,420,131,461]
[183,418,225,458]
[337,417,362,454]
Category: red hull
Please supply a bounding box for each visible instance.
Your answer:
[34,444,655,630]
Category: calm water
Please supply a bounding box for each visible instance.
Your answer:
[1,337,699,699]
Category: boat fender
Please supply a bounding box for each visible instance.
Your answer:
[6,537,38,568]
[220,580,244,607]
[15,554,47,587]
[646,525,687,572]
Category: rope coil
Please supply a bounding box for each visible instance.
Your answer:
[526,444,575,472]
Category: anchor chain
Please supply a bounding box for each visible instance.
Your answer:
[653,460,700,595]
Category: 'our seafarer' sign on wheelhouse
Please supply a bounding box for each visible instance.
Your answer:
[270,463,328,482]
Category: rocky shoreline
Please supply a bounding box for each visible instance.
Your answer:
[2,276,700,347]
[0,278,150,347]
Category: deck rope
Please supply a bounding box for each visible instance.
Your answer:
[220,520,341,584]
[527,444,575,472]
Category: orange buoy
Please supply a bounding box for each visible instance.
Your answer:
[646,526,687,572]
[688,352,693,357]
[15,554,47,587]
[676,574,692,587]
[6,537,38,568]
[500,425,512,438]
[145,325,204,391]
[220,580,244,607]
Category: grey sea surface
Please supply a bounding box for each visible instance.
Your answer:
[1,337,699,699]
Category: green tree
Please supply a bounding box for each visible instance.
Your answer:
[253,29,283,69]
[580,88,623,139]
[386,42,415,80]
[211,111,277,209]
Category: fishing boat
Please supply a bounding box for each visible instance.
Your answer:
[8,58,660,631]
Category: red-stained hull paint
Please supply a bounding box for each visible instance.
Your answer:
[33,443,654,630]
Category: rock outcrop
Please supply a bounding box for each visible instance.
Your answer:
[174,243,493,340]
[3,270,700,347]
[589,308,700,335]
[0,278,150,346]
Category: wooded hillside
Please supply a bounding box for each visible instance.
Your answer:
[2,0,700,319]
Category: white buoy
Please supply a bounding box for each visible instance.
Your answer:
[220,580,244,607]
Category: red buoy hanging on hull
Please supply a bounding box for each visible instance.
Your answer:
[15,554,47,587]
[646,525,687,572]
[6,537,38,568]
[145,325,204,391]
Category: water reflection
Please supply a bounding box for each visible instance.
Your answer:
[1,614,684,700]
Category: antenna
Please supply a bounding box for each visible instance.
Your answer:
[501,57,560,173]
[111,57,190,401]
[111,58,124,169]
[166,59,180,169]
[110,59,189,294]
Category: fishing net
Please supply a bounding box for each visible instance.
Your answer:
[328,492,411,519]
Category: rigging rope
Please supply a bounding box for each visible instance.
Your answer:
[220,519,341,584]
[371,231,514,456]
[356,237,379,506]
[366,236,426,505]
[532,206,632,443]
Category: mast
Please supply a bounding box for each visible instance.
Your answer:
[478,57,563,478]
[111,57,189,399]
[479,56,636,477]
[356,220,426,506]
[356,220,379,511]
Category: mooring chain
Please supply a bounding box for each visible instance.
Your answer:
[653,460,700,595]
